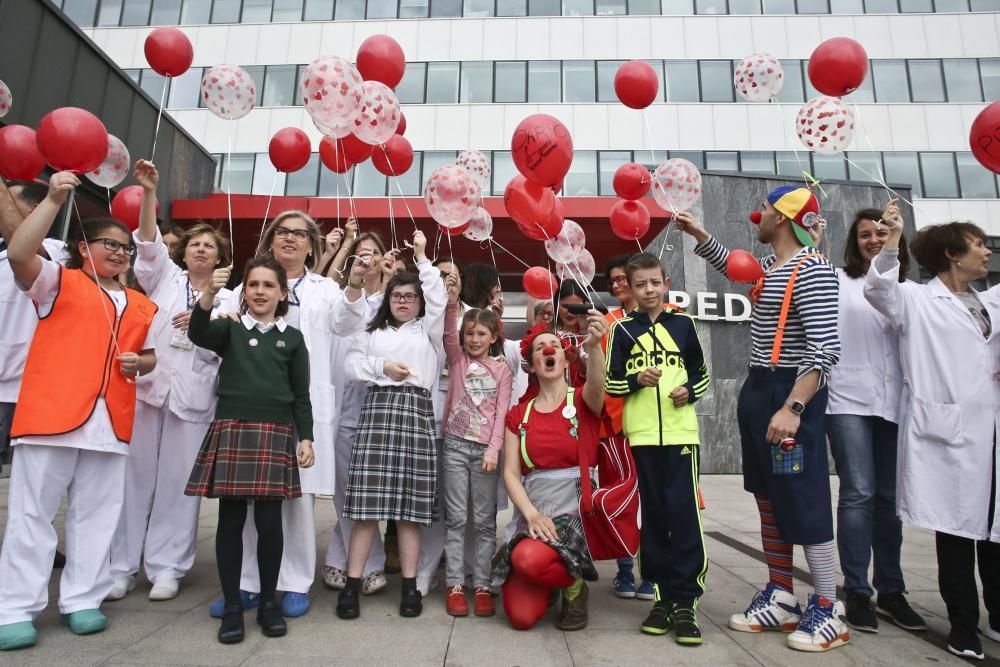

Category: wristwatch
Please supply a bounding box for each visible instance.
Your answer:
[784,399,806,416]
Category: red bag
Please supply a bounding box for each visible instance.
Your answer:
[578,418,641,561]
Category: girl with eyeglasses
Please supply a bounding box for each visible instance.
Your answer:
[0,172,157,650]
[337,229,447,620]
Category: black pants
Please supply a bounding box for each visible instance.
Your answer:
[632,445,707,608]
[217,498,284,608]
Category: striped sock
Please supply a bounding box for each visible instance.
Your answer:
[803,540,838,601]
[755,494,794,593]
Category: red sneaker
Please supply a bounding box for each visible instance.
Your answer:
[446,585,469,617]
[474,587,495,617]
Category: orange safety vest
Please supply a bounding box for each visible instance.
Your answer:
[12,267,157,444]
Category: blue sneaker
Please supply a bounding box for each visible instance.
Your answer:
[786,594,849,652]
[280,591,310,617]
[209,590,259,618]
[613,569,636,599]
[636,579,656,601]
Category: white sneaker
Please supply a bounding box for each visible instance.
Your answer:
[786,595,850,652]
[148,576,180,601]
[105,574,136,601]
[322,565,346,590]
[728,584,802,633]
[362,570,388,595]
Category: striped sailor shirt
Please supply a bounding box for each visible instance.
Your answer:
[694,236,841,386]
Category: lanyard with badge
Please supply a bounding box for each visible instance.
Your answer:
[287,274,306,307]
[170,276,217,350]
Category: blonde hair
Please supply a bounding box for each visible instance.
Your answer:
[257,210,323,272]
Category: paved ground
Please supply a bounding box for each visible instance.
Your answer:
[0,475,997,666]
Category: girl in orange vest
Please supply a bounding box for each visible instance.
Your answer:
[0,172,157,651]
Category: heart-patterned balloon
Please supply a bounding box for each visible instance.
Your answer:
[651,158,702,213]
[796,96,855,155]
[201,64,256,120]
[85,134,130,188]
[301,55,364,130]
[734,54,784,102]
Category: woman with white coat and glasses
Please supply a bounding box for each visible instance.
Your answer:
[864,201,1000,661]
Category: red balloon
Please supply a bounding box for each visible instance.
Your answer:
[614,60,659,110]
[395,113,407,136]
[511,114,573,187]
[0,125,46,180]
[613,163,651,200]
[268,127,311,173]
[319,136,353,174]
[144,27,194,78]
[356,34,406,89]
[727,250,764,284]
[340,132,374,162]
[807,37,869,97]
[609,199,651,241]
[111,185,158,232]
[372,135,414,176]
[523,267,558,300]
[551,180,564,195]
[519,196,564,241]
[504,175,556,234]
[440,220,471,236]
[36,107,108,174]
[970,101,1000,175]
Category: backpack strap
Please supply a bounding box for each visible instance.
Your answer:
[519,387,579,471]
[770,253,823,368]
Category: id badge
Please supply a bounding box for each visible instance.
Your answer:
[771,442,804,476]
[170,330,194,350]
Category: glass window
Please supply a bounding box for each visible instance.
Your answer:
[285,154,320,195]
[700,61,734,102]
[565,151,598,196]
[864,0,898,11]
[776,151,807,178]
[695,0,727,12]
[262,65,296,106]
[335,0,365,18]
[221,154,255,194]
[661,0,693,10]
[353,161,387,196]
[596,0,626,12]
[811,153,847,180]
[400,0,430,14]
[956,152,998,198]
[599,151,630,195]
[564,61,596,102]
[669,151,705,169]
[123,68,142,84]
[706,151,739,171]
[180,0,211,22]
[491,151,516,195]
[140,70,169,103]
[431,0,463,14]
[461,62,493,103]
[908,59,945,102]
[883,151,922,197]
[497,0,527,13]
[774,59,805,102]
[741,151,775,174]
[563,0,593,12]
[628,0,660,13]
[388,151,422,196]
[426,62,460,103]
[167,67,202,107]
[900,0,932,8]
[803,61,823,99]
[211,0,241,21]
[872,59,910,102]
[319,164,351,197]
[529,61,562,102]
[920,152,959,197]
[971,0,1000,8]
[97,0,123,25]
[252,154,286,195]
[829,0,863,9]
[64,0,100,25]
[495,62,527,103]
[367,0,398,17]
[241,0,272,20]
[242,66,266,104]
[529,0,561,12]
[934,0,967,8]
[730,0,762,11]
[942,59,982,102]
[272,0,303,19]
[597,61,624,102]
[397,63,426,104]
[763,0,796,11]
[665,61,699,102]
[981,59,1000,101]
[797,0,829,11]
[844,71,875,102]
[464,0,494,14]
[304,0,334,18]
[845,151,883,183]
[150,0,182,23]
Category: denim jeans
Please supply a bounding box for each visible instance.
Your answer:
[442,435,498,588]
[827,414,905,597]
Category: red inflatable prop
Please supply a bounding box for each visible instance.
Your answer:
[609,199,651,241]
[144,27,194,78]
[510,539,575,588]
[970,101,1000,175]
[36,107,108,174]
[518,196,564,241]
[505,175,557,234]
[523,267,558,300]
[268,128,311,173]
[612,163,651,200]
[319,136,353,174]
[614,60,659,110]
[727,249,764,283]
[511,114,574,188]
[356,34,406,89]
[372,135,414,176]
[807,37,869,98]
[0,125,46,180]
[112,185,158,232]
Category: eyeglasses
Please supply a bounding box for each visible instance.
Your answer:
[90,237,137,257]
[609,275,628,286]
[537,312,554,321]
[274,227,312,241]
[390,292,418,303]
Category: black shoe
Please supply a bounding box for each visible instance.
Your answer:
[844,591,878,633]
[336,588,360,620]
[640,601,675,636]
[673,606,703,646]
[948,625,985,660]
[400,587,423,618]
[53,550,66,569]
[256,601,287,637]
[217,605,245,644]
[876,592,927,631]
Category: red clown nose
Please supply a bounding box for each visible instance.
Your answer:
[542,345,557,356]
[749,211,762,225]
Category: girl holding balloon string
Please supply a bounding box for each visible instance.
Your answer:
[0,171,157,651]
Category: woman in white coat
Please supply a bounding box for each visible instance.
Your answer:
[864,202,1000,661]
[108,160,232,602]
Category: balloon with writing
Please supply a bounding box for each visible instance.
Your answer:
[651,158,702,213]
[796,96,855,155]
[544,219,586,264]
[353,81,400,146]
[424,164,479,229]
[969,101,1000,175]
[86,134,131,188]
[301,55,364,130]
[462,207,493,242]
[201,64,256,120]
[0,80,11,118]
[456,150,491,190]
[557,248,596,286]
[511,114,573,188]
[734,54,784,102]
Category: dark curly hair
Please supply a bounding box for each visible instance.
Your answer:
[909,222,987,276]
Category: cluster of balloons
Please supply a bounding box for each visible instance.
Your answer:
[794,37,866,155]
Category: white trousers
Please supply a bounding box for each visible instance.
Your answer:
[110,402,208,582]
[324,423,385,576]
[240,493,316,594]
[0,444,125,624]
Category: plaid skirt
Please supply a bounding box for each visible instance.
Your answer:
[185,419,301,499]
[343,385,438,526]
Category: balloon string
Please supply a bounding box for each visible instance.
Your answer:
[852,102,889,189]
[641,109,661,167]
[636,239,644,253]
[260,170,278,242]
[841,154,937,225]
[488,238,532,271]
[333,140,358,221]
[433,225,443,263]
[386,169,398,251]
[106,187,112,215]
[336,169,342,230]
[225,130,234,260]
[445,226,454,265]
[151,76,168,161]
[385,150,420,230]
[773,97,814,192]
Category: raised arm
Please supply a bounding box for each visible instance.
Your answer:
[580,310,609,416]
[0,179,23,246]
[443,279,463,365]
[134,160,159,243]
[864,199,908,327]
[415,230,447,336]
[188,266,233,353]
[8,172,77,289]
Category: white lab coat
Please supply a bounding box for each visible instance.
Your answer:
[865,258,1000,542]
